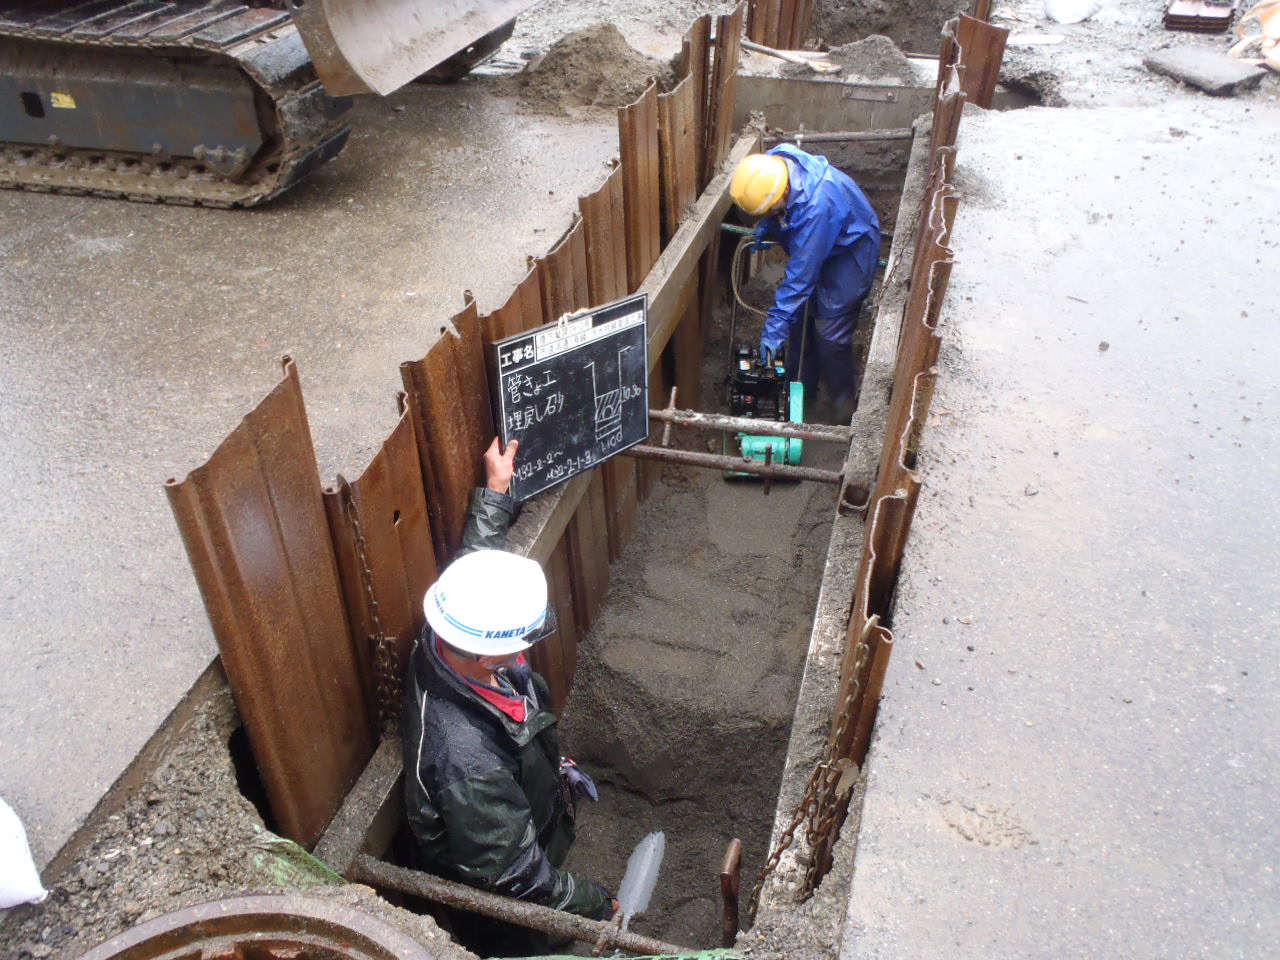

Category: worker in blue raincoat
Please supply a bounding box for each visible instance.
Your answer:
[730,144,881,421]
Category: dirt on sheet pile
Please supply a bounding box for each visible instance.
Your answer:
[514,23,674,115]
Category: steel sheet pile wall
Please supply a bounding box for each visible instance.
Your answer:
[754,6,1006,904]
[167,4,747,846]
[165,359,375,848]
[746,0,812,51]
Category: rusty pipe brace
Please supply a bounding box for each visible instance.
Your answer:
[352,855,693,957]
[626,444,844,485]
[649,407,853,444]
[660,387,678,448]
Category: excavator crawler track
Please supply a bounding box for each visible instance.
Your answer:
[0,0,352,205]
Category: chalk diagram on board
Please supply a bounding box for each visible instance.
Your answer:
[588,346,632,447]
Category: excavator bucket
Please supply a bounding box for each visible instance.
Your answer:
[289,0,538,96]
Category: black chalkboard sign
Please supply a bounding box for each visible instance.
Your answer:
[491,294,649,501]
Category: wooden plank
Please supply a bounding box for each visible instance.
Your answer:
[313,737,403,875]
[400,295,495,565]
[619,82,662,292]
[645,133,757,364]
[165,358,374,847]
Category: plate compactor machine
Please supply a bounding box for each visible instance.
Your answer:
[722,228,806,477]
[725,340,804,473]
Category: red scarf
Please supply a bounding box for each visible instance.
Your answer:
[437,638,528,722]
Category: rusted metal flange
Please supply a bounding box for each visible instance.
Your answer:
[74,894,441,960]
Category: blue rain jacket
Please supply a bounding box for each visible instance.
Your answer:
[754,144,881,353]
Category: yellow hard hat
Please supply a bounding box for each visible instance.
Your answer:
[730,153,789,216]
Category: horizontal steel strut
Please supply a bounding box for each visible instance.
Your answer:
[352,854,695,956]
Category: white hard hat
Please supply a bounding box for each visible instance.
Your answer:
[424,549,553,656]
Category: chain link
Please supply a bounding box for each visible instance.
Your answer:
[343,487,401,733]
[748,618,876,919]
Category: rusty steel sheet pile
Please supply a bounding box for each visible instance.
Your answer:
[400,294,495,565]
[165,358,375,849]
[758,4,1008,901]
[323,400,438,731]
[746,0,814,52]
[166,6,753,855]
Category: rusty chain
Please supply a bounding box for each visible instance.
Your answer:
[342,487,401,733]
[802,621,872,894]
[748,617,876,920]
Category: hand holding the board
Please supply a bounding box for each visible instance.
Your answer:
[484,436,519,494]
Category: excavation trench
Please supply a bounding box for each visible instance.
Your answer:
[541,134,911,949]
[2,28,1014,959]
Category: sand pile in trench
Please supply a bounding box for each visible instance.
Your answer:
[515,23,673,115]
[782,34,916,83]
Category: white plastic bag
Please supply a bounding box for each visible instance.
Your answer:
[1044,0,1103,23]
[0,796,48,908]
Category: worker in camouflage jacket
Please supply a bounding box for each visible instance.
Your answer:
[401,437,615,928]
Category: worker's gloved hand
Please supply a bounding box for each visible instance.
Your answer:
[750,226,773,253]
[760,324,787,365]
[560,757,599,803]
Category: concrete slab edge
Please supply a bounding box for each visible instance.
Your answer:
[753,112,936,924]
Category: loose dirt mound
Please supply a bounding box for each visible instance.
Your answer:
[516,23,673,115]
[811,0,972,54]
[828,34,916,82]
[781,34,916,82]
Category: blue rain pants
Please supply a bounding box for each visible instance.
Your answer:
[753,144,880,410]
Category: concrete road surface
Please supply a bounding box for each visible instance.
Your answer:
[842,100,1280,956]
[0,82,617,867]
